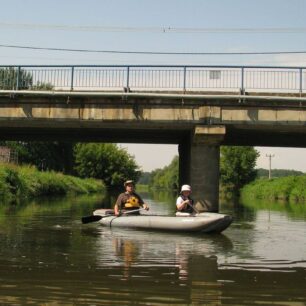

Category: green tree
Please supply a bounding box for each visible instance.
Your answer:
[0,67,33,90]
[0,67,53,90]
[150,156,179,190]
[138,172,152,185]
[74,143,140,188]
[220,146,259,194]
[1,141,74,174]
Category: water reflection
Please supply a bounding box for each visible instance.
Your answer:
[0,194,105,223]
[240,195,306,221]
[0,192,305,305]
[92,227,231,305]
[113,236,139,278]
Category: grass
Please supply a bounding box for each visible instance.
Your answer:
[241,175,306,202]
[0,163,104,202]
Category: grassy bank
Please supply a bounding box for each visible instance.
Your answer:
[0,163,104,202]
[241,175,306,202]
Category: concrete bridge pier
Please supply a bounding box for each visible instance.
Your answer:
[179,126,226,212]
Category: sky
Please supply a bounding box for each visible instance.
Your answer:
[120,144,306,172]
[0,0,305,172]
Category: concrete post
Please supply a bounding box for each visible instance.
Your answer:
[179,125,225,212]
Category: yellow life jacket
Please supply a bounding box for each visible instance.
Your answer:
[124,196,140,208]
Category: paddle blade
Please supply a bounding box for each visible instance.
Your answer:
[81,215,102,224]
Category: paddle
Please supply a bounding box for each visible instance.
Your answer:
[81,208,144,224]
[187,201,200,214]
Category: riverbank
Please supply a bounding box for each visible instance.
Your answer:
[241,175,306,202]
[0,163,104,202]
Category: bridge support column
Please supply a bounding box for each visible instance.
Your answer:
[179,125,225,212]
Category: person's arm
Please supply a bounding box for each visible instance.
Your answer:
[135,193,149,211]
[114,194,123,216]
[114,204,120,216]
[176,197,190,211]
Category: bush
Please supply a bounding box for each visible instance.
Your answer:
[0,163,104,202]
[241,175,306,202]
[0,163,24,201]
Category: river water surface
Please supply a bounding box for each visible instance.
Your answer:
[0,192,305,305]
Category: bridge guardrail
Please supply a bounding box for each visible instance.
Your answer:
[0,65,305,94]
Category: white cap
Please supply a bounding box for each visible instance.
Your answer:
[181,184,191,192]
[124,180,134,187]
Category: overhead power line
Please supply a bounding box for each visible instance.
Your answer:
[1,44,306,55]
[0,22,306,34]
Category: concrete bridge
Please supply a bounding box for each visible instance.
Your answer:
[0,65,305,211]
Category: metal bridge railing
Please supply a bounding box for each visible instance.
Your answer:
[0,65,305,94]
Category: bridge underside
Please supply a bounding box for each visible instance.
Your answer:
[0,91,305,212]
[0,123,305,148]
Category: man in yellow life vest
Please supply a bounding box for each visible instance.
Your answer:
[114,180,149,216]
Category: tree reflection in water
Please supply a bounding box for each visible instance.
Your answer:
[1,193,305,305]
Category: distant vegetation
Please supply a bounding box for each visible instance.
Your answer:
[0,67,53,90]
[0,67,33,90]
[142,146,260,195]
[241,175,306,202]
[256,168,304,178]
[140,147,305,203]
[146,156,179,190]
[0,163,104,203]
[138,172,151,185]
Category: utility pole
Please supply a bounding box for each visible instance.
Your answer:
[266,154,275,179]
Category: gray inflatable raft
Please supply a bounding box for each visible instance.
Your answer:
[93,209,232,233]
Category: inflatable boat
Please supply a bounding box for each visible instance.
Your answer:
[91,209,232,233]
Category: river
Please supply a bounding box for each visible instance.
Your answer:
[0,192,305,305]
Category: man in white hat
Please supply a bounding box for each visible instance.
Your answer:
[176,184,194,213]
[114,180,149,216]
